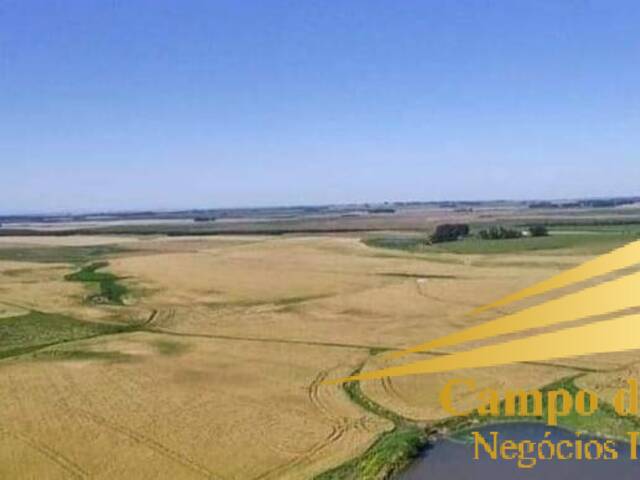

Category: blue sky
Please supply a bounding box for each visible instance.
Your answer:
[1,1,638,213]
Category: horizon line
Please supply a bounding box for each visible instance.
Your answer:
[1,194,639,219]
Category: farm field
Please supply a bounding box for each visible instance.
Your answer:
[1,221,639,479]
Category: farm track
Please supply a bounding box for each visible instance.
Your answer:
[75,408,223,480]
[146,327,393,352]
[145,326,602,373]
[255,366,377,480]
[54,367,225,480]
[0,426,89,479]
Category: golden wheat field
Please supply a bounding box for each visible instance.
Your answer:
[1,231,638,479]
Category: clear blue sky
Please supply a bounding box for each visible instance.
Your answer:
[1,1,638,213]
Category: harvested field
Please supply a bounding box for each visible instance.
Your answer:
[0,333,389,479]
[1,228,638,479]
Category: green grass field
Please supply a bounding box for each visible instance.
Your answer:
[0,311,133,360]
[364,225,640,256]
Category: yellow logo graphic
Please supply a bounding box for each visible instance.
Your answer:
[326,240,640,385]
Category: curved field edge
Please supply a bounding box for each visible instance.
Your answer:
[316,367,640,480]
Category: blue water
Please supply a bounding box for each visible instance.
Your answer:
[400,423,640,480]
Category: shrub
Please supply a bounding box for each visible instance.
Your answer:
[430,223,470,243]
[477,226,523,240]
[528,224,549,237]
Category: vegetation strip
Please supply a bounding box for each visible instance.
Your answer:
[65,261,129,304]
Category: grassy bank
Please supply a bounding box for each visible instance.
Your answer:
[317,426,426,480]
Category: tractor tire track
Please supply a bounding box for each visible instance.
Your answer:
[55,369,223,480]
[380,376,406,405]
[0,426,88,479]
[255,367,361,480]
[74,408,223,480]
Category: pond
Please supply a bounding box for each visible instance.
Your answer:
[399,423,640,479]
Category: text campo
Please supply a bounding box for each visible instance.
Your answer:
[439,377,640,467]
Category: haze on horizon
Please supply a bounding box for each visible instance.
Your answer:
[1,1,638,214]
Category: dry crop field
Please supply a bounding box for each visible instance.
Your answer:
[1,224,639,479]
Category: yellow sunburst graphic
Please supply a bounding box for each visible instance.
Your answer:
[326,240,640,385]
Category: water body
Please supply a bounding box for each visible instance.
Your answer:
[400,423,640,480]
